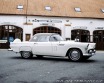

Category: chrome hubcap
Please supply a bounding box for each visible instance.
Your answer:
[70,50,80,61]
[22,52,30,58]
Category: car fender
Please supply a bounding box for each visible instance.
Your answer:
[66,47,83,56]
[19,46,32,52]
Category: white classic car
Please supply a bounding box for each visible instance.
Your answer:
[10,33,96,61]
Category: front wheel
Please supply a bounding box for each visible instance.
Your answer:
[21,51,33,59]
[68,49,82,61]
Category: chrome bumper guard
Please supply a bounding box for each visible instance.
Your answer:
[88,49,96,55]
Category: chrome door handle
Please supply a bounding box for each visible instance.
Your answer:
[34,43,38,44]
[58,44,65,46]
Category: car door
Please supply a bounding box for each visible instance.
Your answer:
[51,42,66,56]
[32,35,52,55]
[50,35,65,56]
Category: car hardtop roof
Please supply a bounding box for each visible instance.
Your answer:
[34,33,58,36]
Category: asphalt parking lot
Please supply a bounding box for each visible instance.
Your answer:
[0,50,104,83]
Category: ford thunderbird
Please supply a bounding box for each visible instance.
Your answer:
[10,33,96,61]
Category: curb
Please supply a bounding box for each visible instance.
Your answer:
[96,51,104,53]
[0,49,8,51]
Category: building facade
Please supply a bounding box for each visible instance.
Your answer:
[0,0,104,50]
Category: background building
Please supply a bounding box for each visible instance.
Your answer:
[0,0,104,50]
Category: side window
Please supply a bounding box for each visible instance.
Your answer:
[30,35,49,42]
[29,36,38,42]
[37,36,49,42]
[50,35,58,42]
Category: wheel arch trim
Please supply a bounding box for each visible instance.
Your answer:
[66,48,83,57]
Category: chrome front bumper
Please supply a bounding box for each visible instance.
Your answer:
[88,49,96,55]
[83,49,96,56]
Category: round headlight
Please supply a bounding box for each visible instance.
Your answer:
[88,50,93,53]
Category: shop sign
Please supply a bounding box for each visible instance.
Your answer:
[1,22,16,25]
[95,27,104,30]
[40,23,55,26]
[65,24,71,26]
[73,26,87,29]
[0,40,7,43]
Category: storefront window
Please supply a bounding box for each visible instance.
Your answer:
[33,26,61,35]
[0,25,23,48]
[93,30,104,50]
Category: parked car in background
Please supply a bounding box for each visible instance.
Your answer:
[10,33,96,61]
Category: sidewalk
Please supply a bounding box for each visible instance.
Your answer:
[96,51,104,53]
[0,49,8,51]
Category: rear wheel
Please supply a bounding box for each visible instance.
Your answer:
[68,49,82,61]
[21,51,33,59]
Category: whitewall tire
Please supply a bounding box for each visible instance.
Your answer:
[21,51,33,59]
[68,49,82,61]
